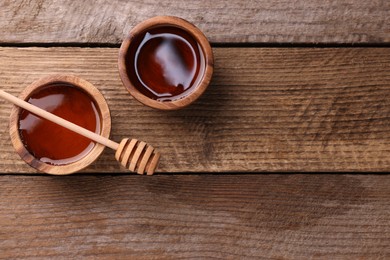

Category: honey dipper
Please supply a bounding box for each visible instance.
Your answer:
[0,90,160,175]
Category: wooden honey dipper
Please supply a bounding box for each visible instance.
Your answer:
[0,90,160,175]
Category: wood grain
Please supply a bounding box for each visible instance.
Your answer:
[0,0,389,44]
[0,174,389,258]
[0,47,389,173]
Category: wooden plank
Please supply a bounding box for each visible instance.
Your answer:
[0,174,389,258]
[1,0,389,44]
[0,47,390,173]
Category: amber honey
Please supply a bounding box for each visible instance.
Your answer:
[18,83,101,165]
[126,26,206,101]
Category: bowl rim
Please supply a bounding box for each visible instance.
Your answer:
[9,74,111,175]
[118,16,214,110]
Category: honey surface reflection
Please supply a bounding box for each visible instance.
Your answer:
[18,83,101,165]
[127,26,205,101]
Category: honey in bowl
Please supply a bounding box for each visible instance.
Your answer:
[126,26,206,102]
[119,16,214,110]
[126,26,205,101]
[18,83,101,165]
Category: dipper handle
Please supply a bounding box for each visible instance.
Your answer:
[0,90,160,175]
[0,90,119,150]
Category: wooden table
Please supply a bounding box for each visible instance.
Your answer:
[1,0,389,258]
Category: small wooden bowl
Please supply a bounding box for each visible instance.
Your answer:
[118,16,214,110]
[9,75,111,175]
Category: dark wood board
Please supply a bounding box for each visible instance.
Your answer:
[1,174,389,258]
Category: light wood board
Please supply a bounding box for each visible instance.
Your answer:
[1,47,389,173]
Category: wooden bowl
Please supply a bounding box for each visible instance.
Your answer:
[9,75,111,175]
[118,16,214,110]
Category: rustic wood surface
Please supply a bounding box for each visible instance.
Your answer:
[1,0,389,258]
[1,0,389,44]
[0,47,389,173]
[0,174,389,258]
